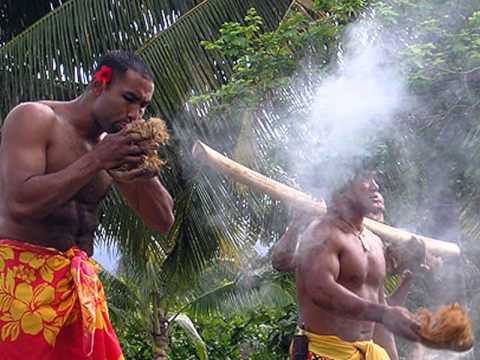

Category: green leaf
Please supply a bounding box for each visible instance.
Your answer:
[171,314,208,360]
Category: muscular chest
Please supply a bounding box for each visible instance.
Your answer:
[46,126,112,205]
[338,232,386,287]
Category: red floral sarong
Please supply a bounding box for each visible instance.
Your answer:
[0,239,124,360]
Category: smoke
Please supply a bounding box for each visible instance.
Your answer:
[292,19,408,201]
[175,2,480,356]
[286,5,478,359]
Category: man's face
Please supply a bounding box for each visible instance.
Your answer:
[348,172,385,216]
[92,69,154,133]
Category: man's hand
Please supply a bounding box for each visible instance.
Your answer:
[382,306,421,342]
[423,252,443,272]
[386,237,428,275]
[288,210,305,231]
[92,128,144,170]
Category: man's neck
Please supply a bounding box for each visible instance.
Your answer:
[67,94,102,141]
[332,201,364,232]
[367,210,384,223]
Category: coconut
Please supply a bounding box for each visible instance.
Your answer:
[123,117,170,175]
[417,303,474,352]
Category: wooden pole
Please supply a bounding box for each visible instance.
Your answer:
[192,141,461,258]
[192,141,328,215]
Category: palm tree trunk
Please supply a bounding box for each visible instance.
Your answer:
[152,295,169,360]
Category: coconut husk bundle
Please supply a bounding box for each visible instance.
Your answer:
[417,303,474,352]
[124,117,170,175]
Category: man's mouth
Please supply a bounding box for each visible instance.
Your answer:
[112,121,128,132]
[369,194,383,205]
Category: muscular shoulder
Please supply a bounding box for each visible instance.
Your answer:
[3,102,57,131]
[299,217,344,256]
[309,217,346,244]
[2,102,57,143]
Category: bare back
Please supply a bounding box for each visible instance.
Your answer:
[296,216,386,342]
[0,101,112,255]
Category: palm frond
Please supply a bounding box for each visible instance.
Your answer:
[99,270,147,328]
[170,260,295,318]
[97,187,171,265]
[384,274,402,296]
[0,0,291,120]
[0,0,203,118]
[137,0,292,120]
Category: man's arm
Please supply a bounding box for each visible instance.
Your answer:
[114,177,174,234]
[271,222,300,272]
[374,288,399,360]
[298,224,420,341]
[1,103,143,220]
[1,103,102,219]
[299,226,386,321]
[272,211,316,272]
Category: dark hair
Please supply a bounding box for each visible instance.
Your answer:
[94,50,154,82]
[301,155,379,198]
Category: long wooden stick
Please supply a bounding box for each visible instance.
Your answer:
[192,141,461,258]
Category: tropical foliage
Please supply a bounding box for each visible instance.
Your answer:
[169,304,297,360]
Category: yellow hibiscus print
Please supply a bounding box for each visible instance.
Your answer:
[0,247,14,272]
[19,252,69,283]
[0,282,61,344]
[11,265,36,283]
[0,270,15,315]
[0,242,124,359]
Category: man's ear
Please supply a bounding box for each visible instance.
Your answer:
[91,80,105,97]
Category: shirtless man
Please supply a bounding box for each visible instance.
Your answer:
[0,51,174,359]
[296,173,421,359]
[274,172,420,359]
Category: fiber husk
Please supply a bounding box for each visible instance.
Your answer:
[124,117,169,175]
[417,303,474,352]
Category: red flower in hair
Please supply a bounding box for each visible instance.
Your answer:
[95,65,113,85]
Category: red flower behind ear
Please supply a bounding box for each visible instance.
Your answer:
[95,65,113,85]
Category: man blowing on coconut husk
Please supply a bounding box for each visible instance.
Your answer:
[272,171,422,360]
[0,51,174,359]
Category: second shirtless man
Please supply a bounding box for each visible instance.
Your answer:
[278,171,420,359]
